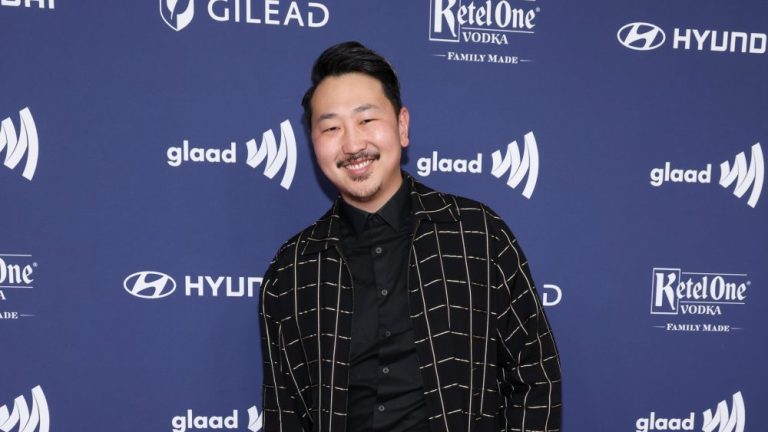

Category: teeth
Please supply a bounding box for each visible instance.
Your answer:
[346,159,372,170]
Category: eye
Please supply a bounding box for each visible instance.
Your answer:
[361,118,376,125]
[323,126,339,133]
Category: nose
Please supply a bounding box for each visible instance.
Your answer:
[341,124,366,155]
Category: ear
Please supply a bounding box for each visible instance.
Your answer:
[398,107,410,148]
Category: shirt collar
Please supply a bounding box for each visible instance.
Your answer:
[300,172,459,255]
[340,175,411,235]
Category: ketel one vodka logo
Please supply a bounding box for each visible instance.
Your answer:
[649,143,764,208]
[0,253,37,320]
[651,268,748,317]
[415,131,539,199]
[429,0,538,45]
[1,107,39,181]
[166,119,297,189]
[0,385,50,432]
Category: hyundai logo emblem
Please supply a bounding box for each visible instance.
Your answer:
[617,22,666,51]
[124,271,177,299]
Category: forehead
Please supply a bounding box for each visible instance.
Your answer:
[310,73,391,116]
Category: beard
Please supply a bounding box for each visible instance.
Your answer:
[334,150,386,203]
[344,178,381,202]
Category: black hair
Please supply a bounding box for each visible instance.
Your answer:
[301,41,402,125]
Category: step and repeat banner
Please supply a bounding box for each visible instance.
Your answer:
[2,1,766,431]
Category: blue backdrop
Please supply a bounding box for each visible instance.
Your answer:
[1,1,765,431]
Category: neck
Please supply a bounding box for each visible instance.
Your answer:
[341,174,404,213]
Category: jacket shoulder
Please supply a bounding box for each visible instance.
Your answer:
[443,192,505,226]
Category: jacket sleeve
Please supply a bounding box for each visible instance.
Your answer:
[492,218,562,432]
[259,258,306,431]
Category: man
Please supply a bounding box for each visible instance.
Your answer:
[260,41,561,432]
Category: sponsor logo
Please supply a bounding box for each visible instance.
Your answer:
[490,131,538,199]
[541,283,562,307]
[703,392,745,432]
[619,22,767,55]
[415,131,539,199]
[161,0,195,31]
[0,0,55,9]
[617,22,666,51]
[124,271,177,299]
[171,406,262,432]
[719,143,764,208]
[125,271,262,299]
[673,29,766,55]
[650,267,748,333]
[0,253,38,320]
[0,385,49,432]
[245,120,297,190]
[1,107,39,181]
[246,406,263,432]
[160,0,329,31]
[649,143,764,208]
[635,391,744,432]
[429,0,539,64]
[167,119,298,190]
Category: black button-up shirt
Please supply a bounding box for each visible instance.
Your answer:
[260,176,562,432]
[339,180,430,432]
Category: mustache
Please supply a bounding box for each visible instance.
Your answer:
[336,151,380,168]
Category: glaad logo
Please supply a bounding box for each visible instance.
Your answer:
[160,0,330,31]
[649,143,764,208]
[415,131,539,199]
[170,406,262,432]
[245,120,297,190]
[1,107,39,181]
[124,271,177,299]
[429,0,537,45]
[702,392,745,432]
[541,284,562,307]
[247,406,263,432]
[719,143,764,208]
[634,391,744,432]
[167,120,298,190]
[0,0,55,9]
[125,271,262,299]
[490,131,539,199]
[617,22,666,51]
[160,0,195,31]
[619,22,768,55]
[0,385,49,432]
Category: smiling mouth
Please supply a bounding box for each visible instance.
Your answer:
[337,151,380,169]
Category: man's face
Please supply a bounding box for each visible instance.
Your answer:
[310,72,409,212]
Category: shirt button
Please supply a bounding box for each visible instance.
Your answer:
[384,330,392,337]
[374,246,383,254]
[377,404,386,412]
[380,289,388,296]
[382,367,390,374]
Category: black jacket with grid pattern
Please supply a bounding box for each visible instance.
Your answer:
[259,176,561,432]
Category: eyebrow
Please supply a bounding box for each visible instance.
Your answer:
[315,104,381,123]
